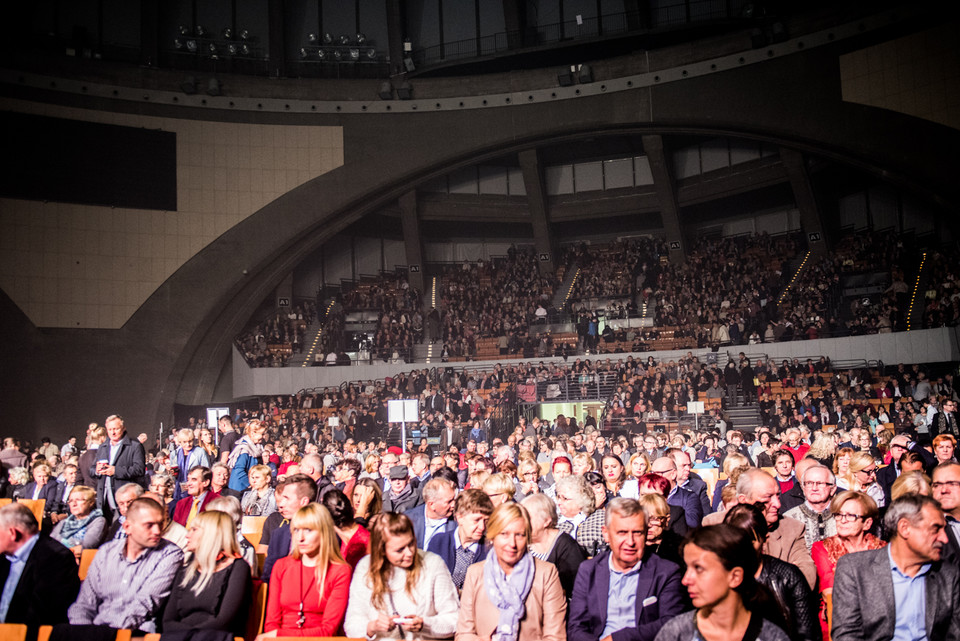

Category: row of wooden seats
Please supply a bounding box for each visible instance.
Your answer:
[0,499,44,524]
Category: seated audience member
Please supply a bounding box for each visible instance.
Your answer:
[654,524,791,641]
[724,503,821,641]
[483,472,518,507]
[161,510,252,636]
[932,462,960,564]
[457,502,567,641]
[810,490,883,639]
[205,495,258,576]
[352,477,383,527]
[832,494,960,641]
[848,451,886,510]
[4,466,29,499]
[782,464,838,550]
[568,498,685,641]
[49,463,79,525]
[344,512,460,639]
[638,473,689,538]
[104,482,145,540]
[323,488,371,569]
[172,465,218,526]
[21,463,59,514]
[703,468,817,589]
[69,497,184,633]
[556,474,604,556]
[227,419,266,493]
[406,477,457,550]
[211,462,240,500]
[262,473,318,582]
[148,472,176,518]
[933,434,957,465]
[241,464,277,516]
[50,485,106,561]
[383,465,423,514]
[429,488,494,590]
[639,493,684,567]
[710,452,750,512]
[259,503,352,638]
[144,490,187,551]
[523,493,584,599]
[890,470,932,501]
[0,503,81,635]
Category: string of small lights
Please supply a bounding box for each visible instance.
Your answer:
[778,251,811,306]
[301,299,335,367]
[906,252,926,331]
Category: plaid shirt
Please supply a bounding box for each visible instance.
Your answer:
[68,537,183,632]
[559,507,607,557]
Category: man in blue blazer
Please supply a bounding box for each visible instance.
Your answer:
[568,498,686,641]
[90,415,146,519]
[405,477,457,549]
[427,488,493,589]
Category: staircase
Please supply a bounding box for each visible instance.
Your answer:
[288,318,324,367]
[552,261,580,310]
[726,402,762,433]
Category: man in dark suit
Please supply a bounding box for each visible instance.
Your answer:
[20,462,60,512]
[833,494,960,641]
[171,466,218,526]
[91,414,146,519]
[667,448,711,516]
[878,434,937,508]
[0,503,80,636]
[568,498,686,641]
[651,457,702,529]
[932,462,960,565]
[404,477,456,550]
[427,488,492,589]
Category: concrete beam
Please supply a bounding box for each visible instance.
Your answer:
[518,149,555,276]
[642,134,686,262]
[398,191,425,292]
[781,147,828,255]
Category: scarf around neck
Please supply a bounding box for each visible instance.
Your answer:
[58,509,104,547]
[226,436,262,469]
[483,548,535,641]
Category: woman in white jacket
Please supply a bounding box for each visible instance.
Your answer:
[344,512,459,640]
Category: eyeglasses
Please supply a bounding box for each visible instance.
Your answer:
[857,468,877,476]
[803,481,836,488]
[932,481,960,490]
[835,513,865,523]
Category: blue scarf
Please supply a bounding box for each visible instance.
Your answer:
[483,548,535,641]
[57,509,103,547]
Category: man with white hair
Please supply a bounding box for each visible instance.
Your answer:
[704,467,816,588]
[783,464,837,549]
[172,428,209,501]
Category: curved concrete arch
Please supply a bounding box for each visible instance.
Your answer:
[4,39,958,439]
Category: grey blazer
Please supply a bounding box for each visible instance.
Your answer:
[832,547,960,641]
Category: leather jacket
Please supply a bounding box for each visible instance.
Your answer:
[758,553,822,641]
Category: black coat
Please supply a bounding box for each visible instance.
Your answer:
[0,533,81,636]
[90,435,146,511]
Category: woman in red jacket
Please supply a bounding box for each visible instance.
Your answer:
[258,503,352,638]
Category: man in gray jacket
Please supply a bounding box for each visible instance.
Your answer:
[833,494,960,641]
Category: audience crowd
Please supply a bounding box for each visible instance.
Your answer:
[2,353,959,641]
[236,302,317,367]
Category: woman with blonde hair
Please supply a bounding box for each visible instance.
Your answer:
[848,451,885,508]
[833,446,856,489]
[456,502,566,641]
[890,470,932,501]
[228,419,267,493]
[162,510,252,635]
[344,512,459,639]
[638,493,682,567]
[50,485,106,560]
[241,464,277,516]
[571,452,595,476]
[483,473,517,506]
[259,503,352,638]
[711,452,751,511]
[198,428,218,461]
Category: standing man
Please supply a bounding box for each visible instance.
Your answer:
[832,494,960,641]
[78,425,105,489]
[69,497,183,633]
[568,498,686,641]
[0,503,80,635]
[91,414,146,520]
[217,415,240,464]
[172,429,210,501]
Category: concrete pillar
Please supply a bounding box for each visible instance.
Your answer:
[399,191,425,292]
[267,0,285,78]
[642,135,686,263]
[387,0,406,77]
[781,147,829,255]
[518,149,556,276]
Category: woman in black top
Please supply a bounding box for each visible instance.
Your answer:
[522,493,585,600]
[162,510,253,636]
